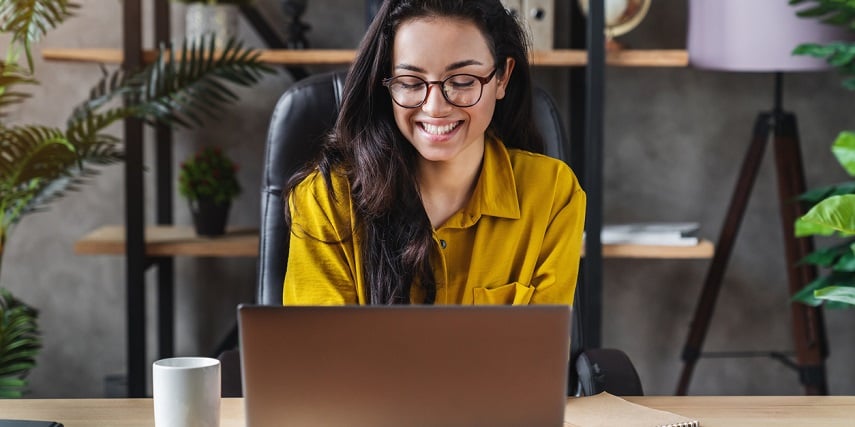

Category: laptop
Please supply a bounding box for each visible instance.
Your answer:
[237,305,571,427]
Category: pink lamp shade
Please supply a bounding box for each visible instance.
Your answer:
[688,0,851,72]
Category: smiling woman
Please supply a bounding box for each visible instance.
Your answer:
[281,0,586,307]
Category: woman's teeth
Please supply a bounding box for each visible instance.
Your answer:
[422,122,458,135]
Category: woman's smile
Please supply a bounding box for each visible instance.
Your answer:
[420,121,461,136]
[418,120,464,143]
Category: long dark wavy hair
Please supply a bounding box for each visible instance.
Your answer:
[286,0,543,304]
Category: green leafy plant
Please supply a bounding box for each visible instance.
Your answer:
[790,0,855,307]
[0,289,39,398]
[0,0,275,395]
[179,146,241,205]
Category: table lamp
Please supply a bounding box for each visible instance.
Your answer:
[676,0,850,396]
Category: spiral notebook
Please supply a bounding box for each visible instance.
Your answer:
[564,392,699,427]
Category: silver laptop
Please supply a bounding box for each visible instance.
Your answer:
[238,305,571,427]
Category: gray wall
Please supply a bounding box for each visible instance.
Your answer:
[3,0,853,397]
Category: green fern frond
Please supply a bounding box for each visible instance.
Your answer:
[143,36,273,124]
[0,125,73,184]
[71,36,275,129]
[0,0,80,70]
[0,288,40,398]
[0,125,79,228]
[9,127,123,223]
[0,60,36,118]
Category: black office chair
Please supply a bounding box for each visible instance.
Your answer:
[221,71,643,398]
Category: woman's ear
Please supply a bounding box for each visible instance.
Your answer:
[495,57,515,100]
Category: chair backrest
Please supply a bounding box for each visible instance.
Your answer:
[257,70,570,305]
[257,71,347,305]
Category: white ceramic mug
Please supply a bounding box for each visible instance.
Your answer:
[153,357,221,427]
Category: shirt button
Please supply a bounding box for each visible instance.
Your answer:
[440,240,447,249]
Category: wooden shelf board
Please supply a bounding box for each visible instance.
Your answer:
[76,226,712,259]
[74,225,258,257]
[43,48,689,67]
[593,239,714,259]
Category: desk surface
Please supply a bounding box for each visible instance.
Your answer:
[0,396,853,426]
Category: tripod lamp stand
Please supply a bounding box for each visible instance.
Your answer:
[676,0,850,396]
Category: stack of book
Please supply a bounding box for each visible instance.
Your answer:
[600,222,700,246]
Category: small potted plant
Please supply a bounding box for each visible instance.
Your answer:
[179,146,242,236]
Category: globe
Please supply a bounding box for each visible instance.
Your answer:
[577,0,651,42]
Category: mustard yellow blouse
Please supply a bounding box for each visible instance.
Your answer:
[284,136,586,306]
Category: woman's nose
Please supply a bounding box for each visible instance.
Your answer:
[421,83,453,115]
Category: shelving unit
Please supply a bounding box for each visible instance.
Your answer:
[56,0,700,397]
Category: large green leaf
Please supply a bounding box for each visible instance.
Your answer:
[792,271,855,305]
[793,275,837,306]
[798,181,855,205]
[798,238,855,267]
[796,194,855,236]
[790,0,855,27]
[832,245,855,271]
[814,285,855,306]
[832,131,855,176]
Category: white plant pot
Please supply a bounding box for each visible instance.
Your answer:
[185,4,239,48]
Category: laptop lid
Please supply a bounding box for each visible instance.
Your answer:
[238,305,571,427]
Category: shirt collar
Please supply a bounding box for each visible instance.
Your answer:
[442,136,521,229]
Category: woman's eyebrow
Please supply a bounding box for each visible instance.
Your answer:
[445,59,484,71]
[393,59,486,73]
[394,63,425,73]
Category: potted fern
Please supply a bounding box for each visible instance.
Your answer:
[790,0,855,307]
[0,0,274,395]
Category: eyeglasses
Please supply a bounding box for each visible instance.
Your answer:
[382,68,498,108]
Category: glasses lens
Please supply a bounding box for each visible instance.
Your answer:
[387,76,427,107]
[442,74,483,107]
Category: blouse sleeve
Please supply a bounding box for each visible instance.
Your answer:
[283,173,360,305]
[529,166,587,306]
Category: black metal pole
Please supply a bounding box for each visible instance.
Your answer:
[123,0,146,398]
[154,0,175,362]
[582,0,605,350]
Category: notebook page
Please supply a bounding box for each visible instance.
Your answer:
[565,392,699,427]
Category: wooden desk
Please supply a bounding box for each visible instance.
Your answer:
[1,396,853,426]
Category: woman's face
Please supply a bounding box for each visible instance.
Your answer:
[389,17,513,166]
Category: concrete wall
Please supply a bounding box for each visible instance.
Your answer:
[2,0,853,397]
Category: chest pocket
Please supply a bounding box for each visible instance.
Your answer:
[473,282,534,305]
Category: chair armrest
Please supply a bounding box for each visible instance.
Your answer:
[574,348,644,396]
[218,349,243,397]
